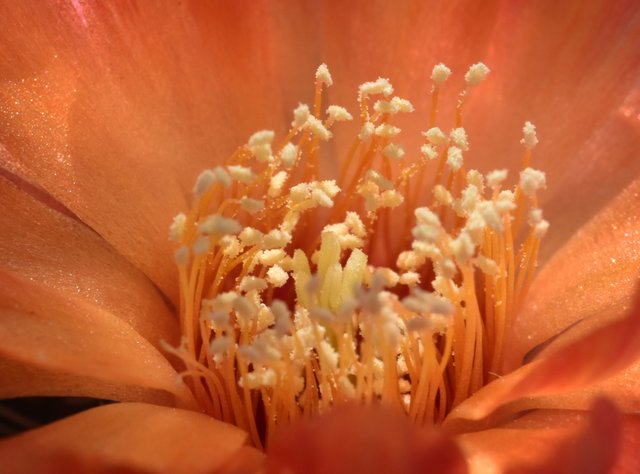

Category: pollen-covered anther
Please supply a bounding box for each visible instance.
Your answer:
[247,130,275,163]
[326,105,353,122]
[520,168,547,197]
[198,214,242,236]
[358,77,394,98]
[464,62,491,87]
[431,63,452,85]
[521,121,539,150]
[315,63,333,87]
[446,146,464,172]
[383,143,405,161]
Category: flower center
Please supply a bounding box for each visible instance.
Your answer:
[166,63,548,449]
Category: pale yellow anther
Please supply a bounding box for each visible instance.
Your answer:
[431,63,452,85]
[326,105,353,122]
[375,123,401,138]
[421,144,438,161]
[268,171,288,198]
[228,165,255,184]
[359,122,375,142]
[383,143,405,161]
[451,231,475,263]
[359,77,394,97]
[292,103,310,128]
[198,215,242,236]
[521,121,539,150]
[305,116,332,141]
[267,265,289,288]
[238,227,264,247]
[520,168,547,197]
[446,146,463,172]
[486,169,508,189]
[464,62,490,87]
[239,276,268,293]
[466,170,485,193]
[474,255,499,275]
[399,272,421,286]
[316,63,333,87]
[424,127,448,146]
[241,197,265,214]
[169,213,187,242]
[449,128,469,151]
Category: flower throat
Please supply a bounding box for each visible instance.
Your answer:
[166,63,549,449]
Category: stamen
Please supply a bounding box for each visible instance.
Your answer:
[167,62,549,448]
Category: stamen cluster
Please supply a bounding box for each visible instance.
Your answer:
[167,62,548,449]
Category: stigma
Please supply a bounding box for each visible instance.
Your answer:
[166,62,548,449]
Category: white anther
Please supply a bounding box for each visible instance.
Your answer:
[326,105,352,122]
[311,188,334,207]
[433,185,453,206]
[534,219,550,239]
[528,208,544,226]
[279,143,298,170]
[415,207,441,227]
[464,210,486,244]
[397,251,425,271]
[271,299,292,337]
[474,255,499,275]
[240,197,264,214]
[169,213,187,242]
[239,276,268,293]
[466,170,485,192]
[174,246,189,266]
[477,201,503,232]
[449,128,469,151]
[345,212,366,238]
[192,236,210,256]
[390,96,414,113]
[519,168,547,197]
[439,258,457,280]
[267,265,289,287]
[310,307,336,324]
[305,116,332,141]
[464,62,490,87]
[193,170,215,198]
[319,340,339,369]
[421,144,438,160]
[233,296,257,321]
[495,190,516,213]
[292,103,310,128]
[365,170,393,190]
[289,183,310,203]
[446,146,464,172]
[247,130,275,147]
[451,231,475,263]
[521,121,539,150]
[228,165,255,184]
[263,229,292,249]
[258,249,286,267]
[219,236,241,258]
[423,127,448,146]
[316,63,333,87]
[198,215,242,236]
[379,190,403,208]
[268,171,288,198]
[412,224,440,244]
[399,272,420,286]
[359,78,394,97]
[239,227,263,247]
[375,123,401,138]
[383,143,405,161]
[431,63,452,85]
[359,122,375,142]
[486,169,508,189]
[318,180,340,197]
[208,336,232,357]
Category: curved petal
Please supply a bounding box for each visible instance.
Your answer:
[0,402,247,474]
[463,0,640,256]
[503,174,640,372]
[444,286,640,429]
[0,1,322,301]
[0,173,179,351]
[267,404,467,474]
[457,399,621,474]
[0,270,195,408]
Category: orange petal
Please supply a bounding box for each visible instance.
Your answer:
[445,286,640,428]
[213,445,266,474]
[0,1,320,301]
[457,399,621,474]
[463,0,640,255]
[267,404,467,474]
[0,173,179,351]
[0,402,247,474]
[503,175,640,372]
[0,270,195,408]
[613,414,640,474]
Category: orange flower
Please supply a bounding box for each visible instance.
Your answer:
[0,1,639,473]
